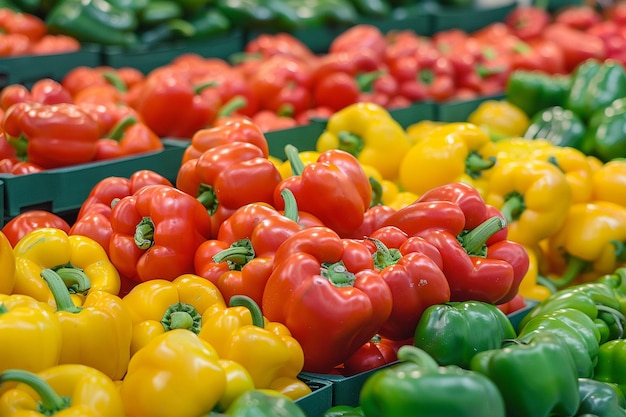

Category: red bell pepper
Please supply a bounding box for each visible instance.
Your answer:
[555,5,602,30]
[109,184,212,282]
[244,32,317,65]
[176,141,282,237]
[250,110,298,132]
[61,66,143,99]
[366,225,451,341]
[340,334,411,376]
[329,24,387,61]
[181,116,269,163]
[504,6,552,41]
[416,182,487,230]
[542,23,606,73]
[262,226,393,373]
[70,170,172,252]
[274,145,372,237]
[2,102,101,168]
[95,115,164,160]
[77,102,140,138]
[2,210,71,247]
[0,84,30,111]
[0,9,46,42]
[381,200,466,237]
[0,158,43,175]
[347,204,397,239]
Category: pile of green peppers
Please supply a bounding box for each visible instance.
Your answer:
[507,59,626,162]
[322,268,626,417]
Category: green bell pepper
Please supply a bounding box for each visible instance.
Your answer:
[215,0,301,31]
[321,405,365,417]
[566,59,626,121]
[317,0,359,25]
[516,308,601,378]
[470,333,580,417]
[596,267,626,314]
[46,0,139,47]
[208,390,308,417]
[138,0,184,28]
[505,70,572,118]
[523,106,587,149]
[582,97,626,162]
[518,282,626,343]
[188,7,231,38]
[413,301,516,369]
[359,345,506,417]
[576,378,626,417]
[107,0,149,13]
[138,19,196,45]
[594,339,626,399]
[347,0,390,17]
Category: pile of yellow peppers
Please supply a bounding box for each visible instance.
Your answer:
[0,228,311,417]
[313,101,626,303]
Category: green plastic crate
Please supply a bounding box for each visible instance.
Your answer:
[0,45,101,89]
[0,139,186,220]
[389,101,438,128]
[425,0,516,33]
[101,30,245,74]
[265,122,327,160]
[360,4,433,36]
[435,93,506,122]
[295,375,334,417]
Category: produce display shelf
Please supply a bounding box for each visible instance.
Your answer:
[436,93,506,122]
[0,44,101,90]
[295,375,334,417]
[424,0,517,33]
[100,30,246,74]
[0,139,187,224]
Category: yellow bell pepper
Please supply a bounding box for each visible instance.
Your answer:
[586,155,604,173]
[592,159,626,207]
[316,102,411,181]
[217,359,255,411]
[485,159,572,247]
[531,145,594,204]
[0,364,124,417]
[405,120,444,145]
[387,191,420,211]
[493,137,554,167]
[199,295,311,400]
[120,328,226,417]
[544,201,626,288]
[398,122,497,196]
[278,150,321,179]
[517,245,552,302]
[0,232,14,295]
[41,268,132,381]
[121,273,226,356]
[467,99,530,140]
[12,228,120,306]
[0,294,61,375]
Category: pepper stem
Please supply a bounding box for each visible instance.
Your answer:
[217,95,248,118]
[229,295,264,328]
[280,188,299,224]
[41,269,82,313]
[102,71,128,92]
[597,305,626,339]
[369,177,383,208]
[105,115,137,142]
[0,304,6,314]
[396,345,439,372]
[193,81,218,95]
[53,263,91,295]
[161,302,202,334]
[212,239,255,271]
[196,183,218,215]
[465,151,496,179]
[499,191,526,224]
[320,261,356,287]
[285,144,305,176]
[0,369,71,413]
[368,237,401,270]
[613,240,626,262]
[134,217,155,250]
[337,131,364,157]
[457,216,506,257]
[545,256,589,288]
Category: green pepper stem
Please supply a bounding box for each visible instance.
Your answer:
[277,103,294,118]
[369,177,383,208]
[105,115,138,142]
[196,183,218,215]
[229,295,264,328]
[458,216,506,256]
[285,144,305,176]
[217,95,248,119]
[53,264,91,295]
[337,131,364,157]
[320,261,356,287]
[41,269,81,313]
[465,152,496,179]
[0,369,71,413]
[597,305,626,339]
[545,256,589,288]
[280,188,299,224]
[499,191,526,224]
[212,239,255,271]
[396,345,439,372]
[134,217,155,250]
[368,237,401,270]
[161,302,202,334]
[613,240,626,263]
[102,71,128,92]
[0,304,6,314]
[193,81,218,95]
[536,274,558,294]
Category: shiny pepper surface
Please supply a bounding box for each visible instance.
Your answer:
[0,232,14,294]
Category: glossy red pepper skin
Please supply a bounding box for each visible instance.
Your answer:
[416,182,488,230]
[340,335,410,377]
[95,116,164,160]
[381,201,466,237]
[2,102,101,168]
[346,204,397,239]
[2,210,71,247]
[262,226,393,374]
[109,184,212,282]
[365,226,450,341]
[274,149,372,237]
